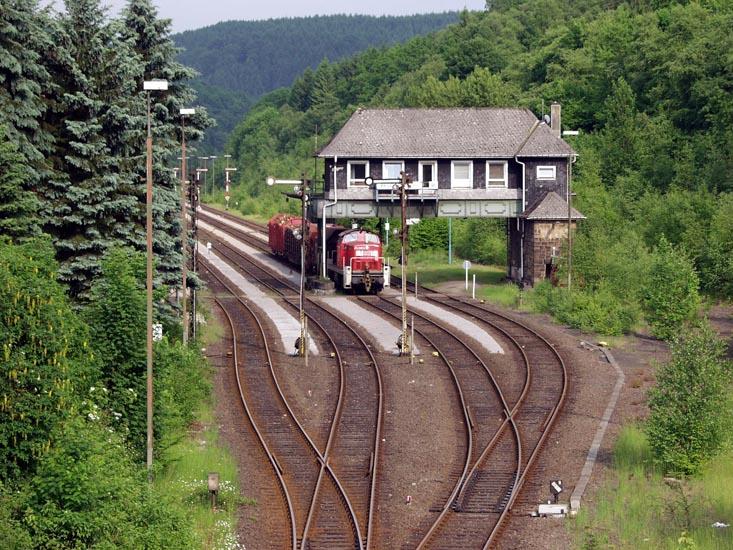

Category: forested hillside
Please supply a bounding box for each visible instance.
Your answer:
[173,13,460,149]
[224,0,733,333]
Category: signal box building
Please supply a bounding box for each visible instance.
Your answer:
[313,105,584,286]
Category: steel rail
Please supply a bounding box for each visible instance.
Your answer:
[200,231,384,548]
[357,296,520,549]
[200,258,362,548]
[389,276,569,548]
[199,233,383,547]
[210,292,297,549]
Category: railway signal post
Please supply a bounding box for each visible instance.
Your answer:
[266,174,311,358]
[399,171,411,356]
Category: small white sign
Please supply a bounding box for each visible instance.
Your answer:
[384,221,390,230]
[406,218,421,225]
[152,323,163,342]
[463,260,472,270]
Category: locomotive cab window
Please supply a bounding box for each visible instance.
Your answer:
[347,160,370,187]
[365,233,380,244]
[342,233,358,243]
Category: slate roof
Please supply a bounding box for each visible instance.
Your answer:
[521,191,585,220]
[317,108,576,159]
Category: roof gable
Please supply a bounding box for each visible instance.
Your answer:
[318,108,575,159]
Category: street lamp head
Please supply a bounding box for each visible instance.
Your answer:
[210,155,218,159]
[224,154,232,159]
[143,79,169,91]
[180,108,195,115]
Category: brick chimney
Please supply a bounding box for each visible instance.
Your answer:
[550,102,561,138]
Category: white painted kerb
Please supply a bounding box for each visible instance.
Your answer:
[198,219,300,286]
[320,296,419,355]
[202,245,318,355]
[395,296,504,354]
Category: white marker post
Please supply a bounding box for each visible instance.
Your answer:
[472,274,476,300]
[463,260,472,291]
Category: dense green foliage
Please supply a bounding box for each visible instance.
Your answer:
[225,0,733,334]
[642,237,701,340]
[0,239,95,480]
[0,239,209,547]
[0,126,39,240]
[647,322,732,475]
[173,13,460,150]
[1,0,212,300]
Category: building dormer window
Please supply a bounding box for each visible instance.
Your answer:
[382,160,404,180]
[347,160,370,187]
[451,160,473,188]
[418,161,438,189]
[486,161,508,188]
[536,165,556,180]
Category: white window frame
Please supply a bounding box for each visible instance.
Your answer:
[451,160,473,189]
[536,165,556,180]
[347,160,370,187]
[486,160,508,188]
[418,161,438,189]
[382,160,404,181]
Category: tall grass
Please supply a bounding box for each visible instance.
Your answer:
[572,425,733,549]
[155,300,252,549]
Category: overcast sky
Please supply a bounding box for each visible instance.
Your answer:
[46,1,487,33]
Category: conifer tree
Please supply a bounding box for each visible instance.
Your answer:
[0,0,54,182]
[0,125,40,240]
[40,0,141,298]
[121,0,212,288]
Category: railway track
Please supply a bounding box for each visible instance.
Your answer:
[198,204,569,548]
[357,295,521,549]
[198,225,384,548]
[210,292,297,549]
[201,259,362,549]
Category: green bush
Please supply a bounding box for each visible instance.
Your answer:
[532,281,639,335]
[642,237,700,341]
[646,322,731,476]
[154,338,210,456]
[17,417,195,548]
[0,238,97,480]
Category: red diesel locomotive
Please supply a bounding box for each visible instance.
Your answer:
[268,214,390,293]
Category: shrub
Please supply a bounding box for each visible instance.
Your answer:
[531,281,639,335]
[17,416,195,548]
[646,322,731,475]
[0,238,97,480]
[154,339,210,456]
[642,237,700,341]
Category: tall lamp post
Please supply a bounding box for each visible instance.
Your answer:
[198,157,209,197]
[180,108,195,344]
[143,78,168,479]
